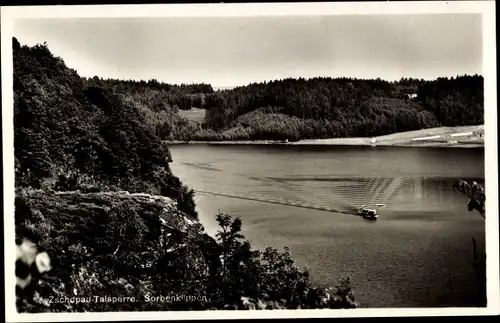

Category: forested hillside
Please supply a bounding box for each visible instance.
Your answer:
[83,71,483,142]
[80,77,213,142]
[198,75,483,141]
[13,38,358,312]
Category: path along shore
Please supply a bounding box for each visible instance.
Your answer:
[165,125,485,148]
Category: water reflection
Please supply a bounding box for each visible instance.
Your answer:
[169,145,486,307]
[184,172,485,219]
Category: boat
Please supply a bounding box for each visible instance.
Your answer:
[357,205,379,220]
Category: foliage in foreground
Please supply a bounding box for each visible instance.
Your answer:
[13,37,357,313]
[452,179,486,306]
[16,189,358,312]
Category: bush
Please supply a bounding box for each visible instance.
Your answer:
[209,212,359,309]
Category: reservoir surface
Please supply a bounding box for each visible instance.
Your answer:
[169,144,485,308]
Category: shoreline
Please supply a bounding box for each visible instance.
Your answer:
[165,140,484,148]
[165,125,485,148]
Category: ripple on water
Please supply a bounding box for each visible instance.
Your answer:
[170,145,486,307]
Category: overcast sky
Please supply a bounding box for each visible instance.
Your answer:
[14,14,482,88]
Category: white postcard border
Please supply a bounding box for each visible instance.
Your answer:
[2,1,498,321]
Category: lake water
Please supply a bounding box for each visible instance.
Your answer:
[169,144,486,308]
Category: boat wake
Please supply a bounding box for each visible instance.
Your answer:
[179,160,411,217]
[196,190,356,216]
[193,176,408,217]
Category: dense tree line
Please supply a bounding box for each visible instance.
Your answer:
[417,76,484,126]
[199,75,483,141]
[13,38,358,312]
[81,77,209,142]
[81,70,483,142]
[82,76,213,110]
